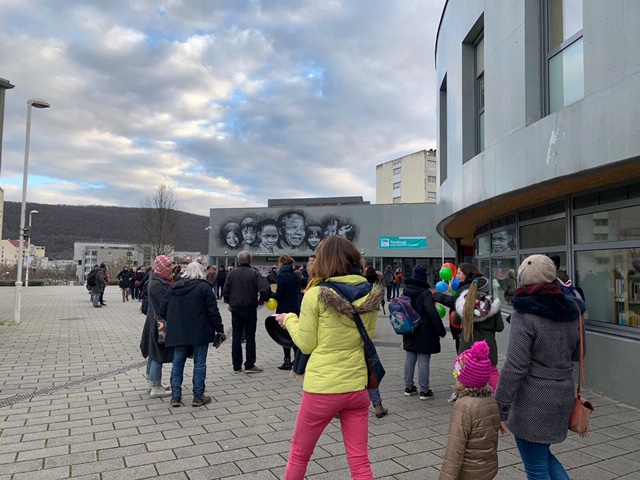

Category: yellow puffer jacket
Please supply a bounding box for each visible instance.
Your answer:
[283,275,384,394]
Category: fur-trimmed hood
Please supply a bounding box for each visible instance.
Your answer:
[456,386,494,398]
[455,289,501,323]
[318,278,384,318]
[512,294,582,322]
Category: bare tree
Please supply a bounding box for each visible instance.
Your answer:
[140,184,180,257]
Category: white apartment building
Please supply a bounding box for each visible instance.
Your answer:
[74,242,152,283]
[0,239,45,266]
[376,149,438,204]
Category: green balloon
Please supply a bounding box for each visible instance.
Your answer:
[435,303,446,318]
[439,267,453,281]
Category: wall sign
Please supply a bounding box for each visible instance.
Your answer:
[379,237,427,249]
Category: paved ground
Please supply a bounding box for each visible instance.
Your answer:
[0,285,639,479]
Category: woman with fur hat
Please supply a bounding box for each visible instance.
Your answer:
[440,340,501,480]
[495,255,585,480]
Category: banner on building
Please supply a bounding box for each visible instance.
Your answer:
[378,237,427,249]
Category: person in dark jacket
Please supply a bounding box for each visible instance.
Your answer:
[160,262,226,408]
[271,255,301,370]
[495,255,585,480]
[216,265,227,298]
[223,251,271,373]
[117,266,133,302]
[402,264,447,400]
[134,267,146,300]
[139,255,174,399]
[91,264,107,308]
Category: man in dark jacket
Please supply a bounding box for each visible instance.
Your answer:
[92,263,107,308]
[216,264,227,298]
[401,265,447,400]
[160,262,226,407]
[223,251,271,373]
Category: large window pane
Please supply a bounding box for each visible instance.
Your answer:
[492,256,518,305]
[492,228,516,253]
[520,218,566,248]
[477,235,490,255]
[549,0,583,50]
[549,38,584,113]
[575,204,640,244]
[575,249,640,327]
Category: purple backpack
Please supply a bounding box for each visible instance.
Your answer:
[388,295,423,334]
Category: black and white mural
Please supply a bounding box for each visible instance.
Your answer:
[218,210,359,254]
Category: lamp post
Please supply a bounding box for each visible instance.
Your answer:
[24,209,39,287]
[14,98,50,325]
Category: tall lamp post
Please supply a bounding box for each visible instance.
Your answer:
[14,98,50,325]
[25,209,39,287]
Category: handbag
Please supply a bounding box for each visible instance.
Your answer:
[569,312,594,437]
[156,316,167,344]
[320,282,386,389]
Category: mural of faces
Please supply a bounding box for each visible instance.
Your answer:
[492,229,516,253]
[217,211,358,254]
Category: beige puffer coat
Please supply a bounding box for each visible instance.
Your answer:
[439,388,501,480]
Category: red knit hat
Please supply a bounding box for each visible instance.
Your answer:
[154,255,173,272]
[453,340,491,389]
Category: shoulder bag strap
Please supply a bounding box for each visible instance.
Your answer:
[319,282,371,342]
[577,311,585,397]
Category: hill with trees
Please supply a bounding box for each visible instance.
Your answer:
[2,201,210,260]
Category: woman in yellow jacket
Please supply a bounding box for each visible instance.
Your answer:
[275,236,384,480]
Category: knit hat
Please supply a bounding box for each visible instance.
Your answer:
[518,254,556,286]
[154,255,173,272]
[453,340,491,389]
[412,264,428,282]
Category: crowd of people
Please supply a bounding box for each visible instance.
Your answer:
[84,239,587,480]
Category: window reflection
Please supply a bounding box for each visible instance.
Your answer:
[492,229,516,253]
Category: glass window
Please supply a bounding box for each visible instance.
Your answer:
[428,176,437,184]
[393,197,401,204]
[549,0,583,50]
[491,256,518,305]
[520,218,566,248]
[477,235,491,255]
[574,205,640,244]
[393,167,401,175]
[393,182,401,189]
[427,192,437,200]
[575,249,640,328]
[428,160,437,171]
[475,35,485,153]
[492,228,516,253]
[549,37,584,113]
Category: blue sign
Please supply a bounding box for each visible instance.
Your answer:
[379,237,427,249]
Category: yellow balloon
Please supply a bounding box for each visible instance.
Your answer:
[266,298,278,310]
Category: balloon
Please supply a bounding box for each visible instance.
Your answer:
[439,267,453,281]
[436,281,448,293]
[451,278,460,291]
[451,290,457,296]
[266,298,278,310]
[443,262,457,278]
[435,303,446,318]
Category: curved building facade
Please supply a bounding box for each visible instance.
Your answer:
[436,0,640,406]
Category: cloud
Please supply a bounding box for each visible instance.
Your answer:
[0,0,444,215]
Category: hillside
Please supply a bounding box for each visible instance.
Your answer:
[2,202,210,260]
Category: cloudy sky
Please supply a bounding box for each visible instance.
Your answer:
[0,0,444,216]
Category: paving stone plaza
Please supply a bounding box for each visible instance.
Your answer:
[0,286,639,479]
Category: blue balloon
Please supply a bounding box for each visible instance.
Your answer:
[451,278,460,291]
[436,281,448,293]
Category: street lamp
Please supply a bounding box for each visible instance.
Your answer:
[24,209,39,287]
[14,98,50,325]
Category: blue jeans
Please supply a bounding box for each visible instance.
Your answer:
[171,345,209,399]
[231,308,257,371]
[404,351,431,393]
[515,436,569,480]
[146,358,162,384]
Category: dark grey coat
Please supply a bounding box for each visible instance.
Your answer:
[495,293,584,444]
[139,272,174,364]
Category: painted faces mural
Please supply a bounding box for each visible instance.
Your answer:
[217,210,359,253]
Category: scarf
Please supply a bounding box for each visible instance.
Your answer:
[153,269,173,284]
[513,282,563,298]
[278,264,293,275]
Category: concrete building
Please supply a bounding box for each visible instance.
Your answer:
[207,197,454,286]
[0,239,45,266]
[376,149,438,204]
[73,242,151,284]
[436,0,640,406]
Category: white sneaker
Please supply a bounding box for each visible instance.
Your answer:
[149,386,172,398]
[146,381,171,393]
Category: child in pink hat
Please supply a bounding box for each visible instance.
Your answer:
[439,341,501,480]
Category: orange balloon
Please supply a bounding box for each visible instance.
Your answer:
[443,262,457,278]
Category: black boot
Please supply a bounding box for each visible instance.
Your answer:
[278,357,292,370]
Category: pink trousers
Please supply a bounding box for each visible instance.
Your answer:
[489,365,500,393]
[284,389,373,480]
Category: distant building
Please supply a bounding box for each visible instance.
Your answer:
[376,149,438,204]
[0,239,45,267]
[172,251,206,266]
[73,242,151,283]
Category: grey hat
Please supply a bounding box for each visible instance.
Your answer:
[518,255,557,286]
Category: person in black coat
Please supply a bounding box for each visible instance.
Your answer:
[271,255,301,370]
[117,266,133,302]
[401,265,447,400]
[216,265,227,298]
[159,262,226,408]
[139,256,175,399]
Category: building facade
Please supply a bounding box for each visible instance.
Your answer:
[0,239,45,266]
[376,149,438,204]
[208,199,454,286]
[436,0,640,406]
[73,242,151,284]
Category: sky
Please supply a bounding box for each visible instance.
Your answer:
[0,0,445,216]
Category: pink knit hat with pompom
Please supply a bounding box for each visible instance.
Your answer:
[453,340,491,389]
